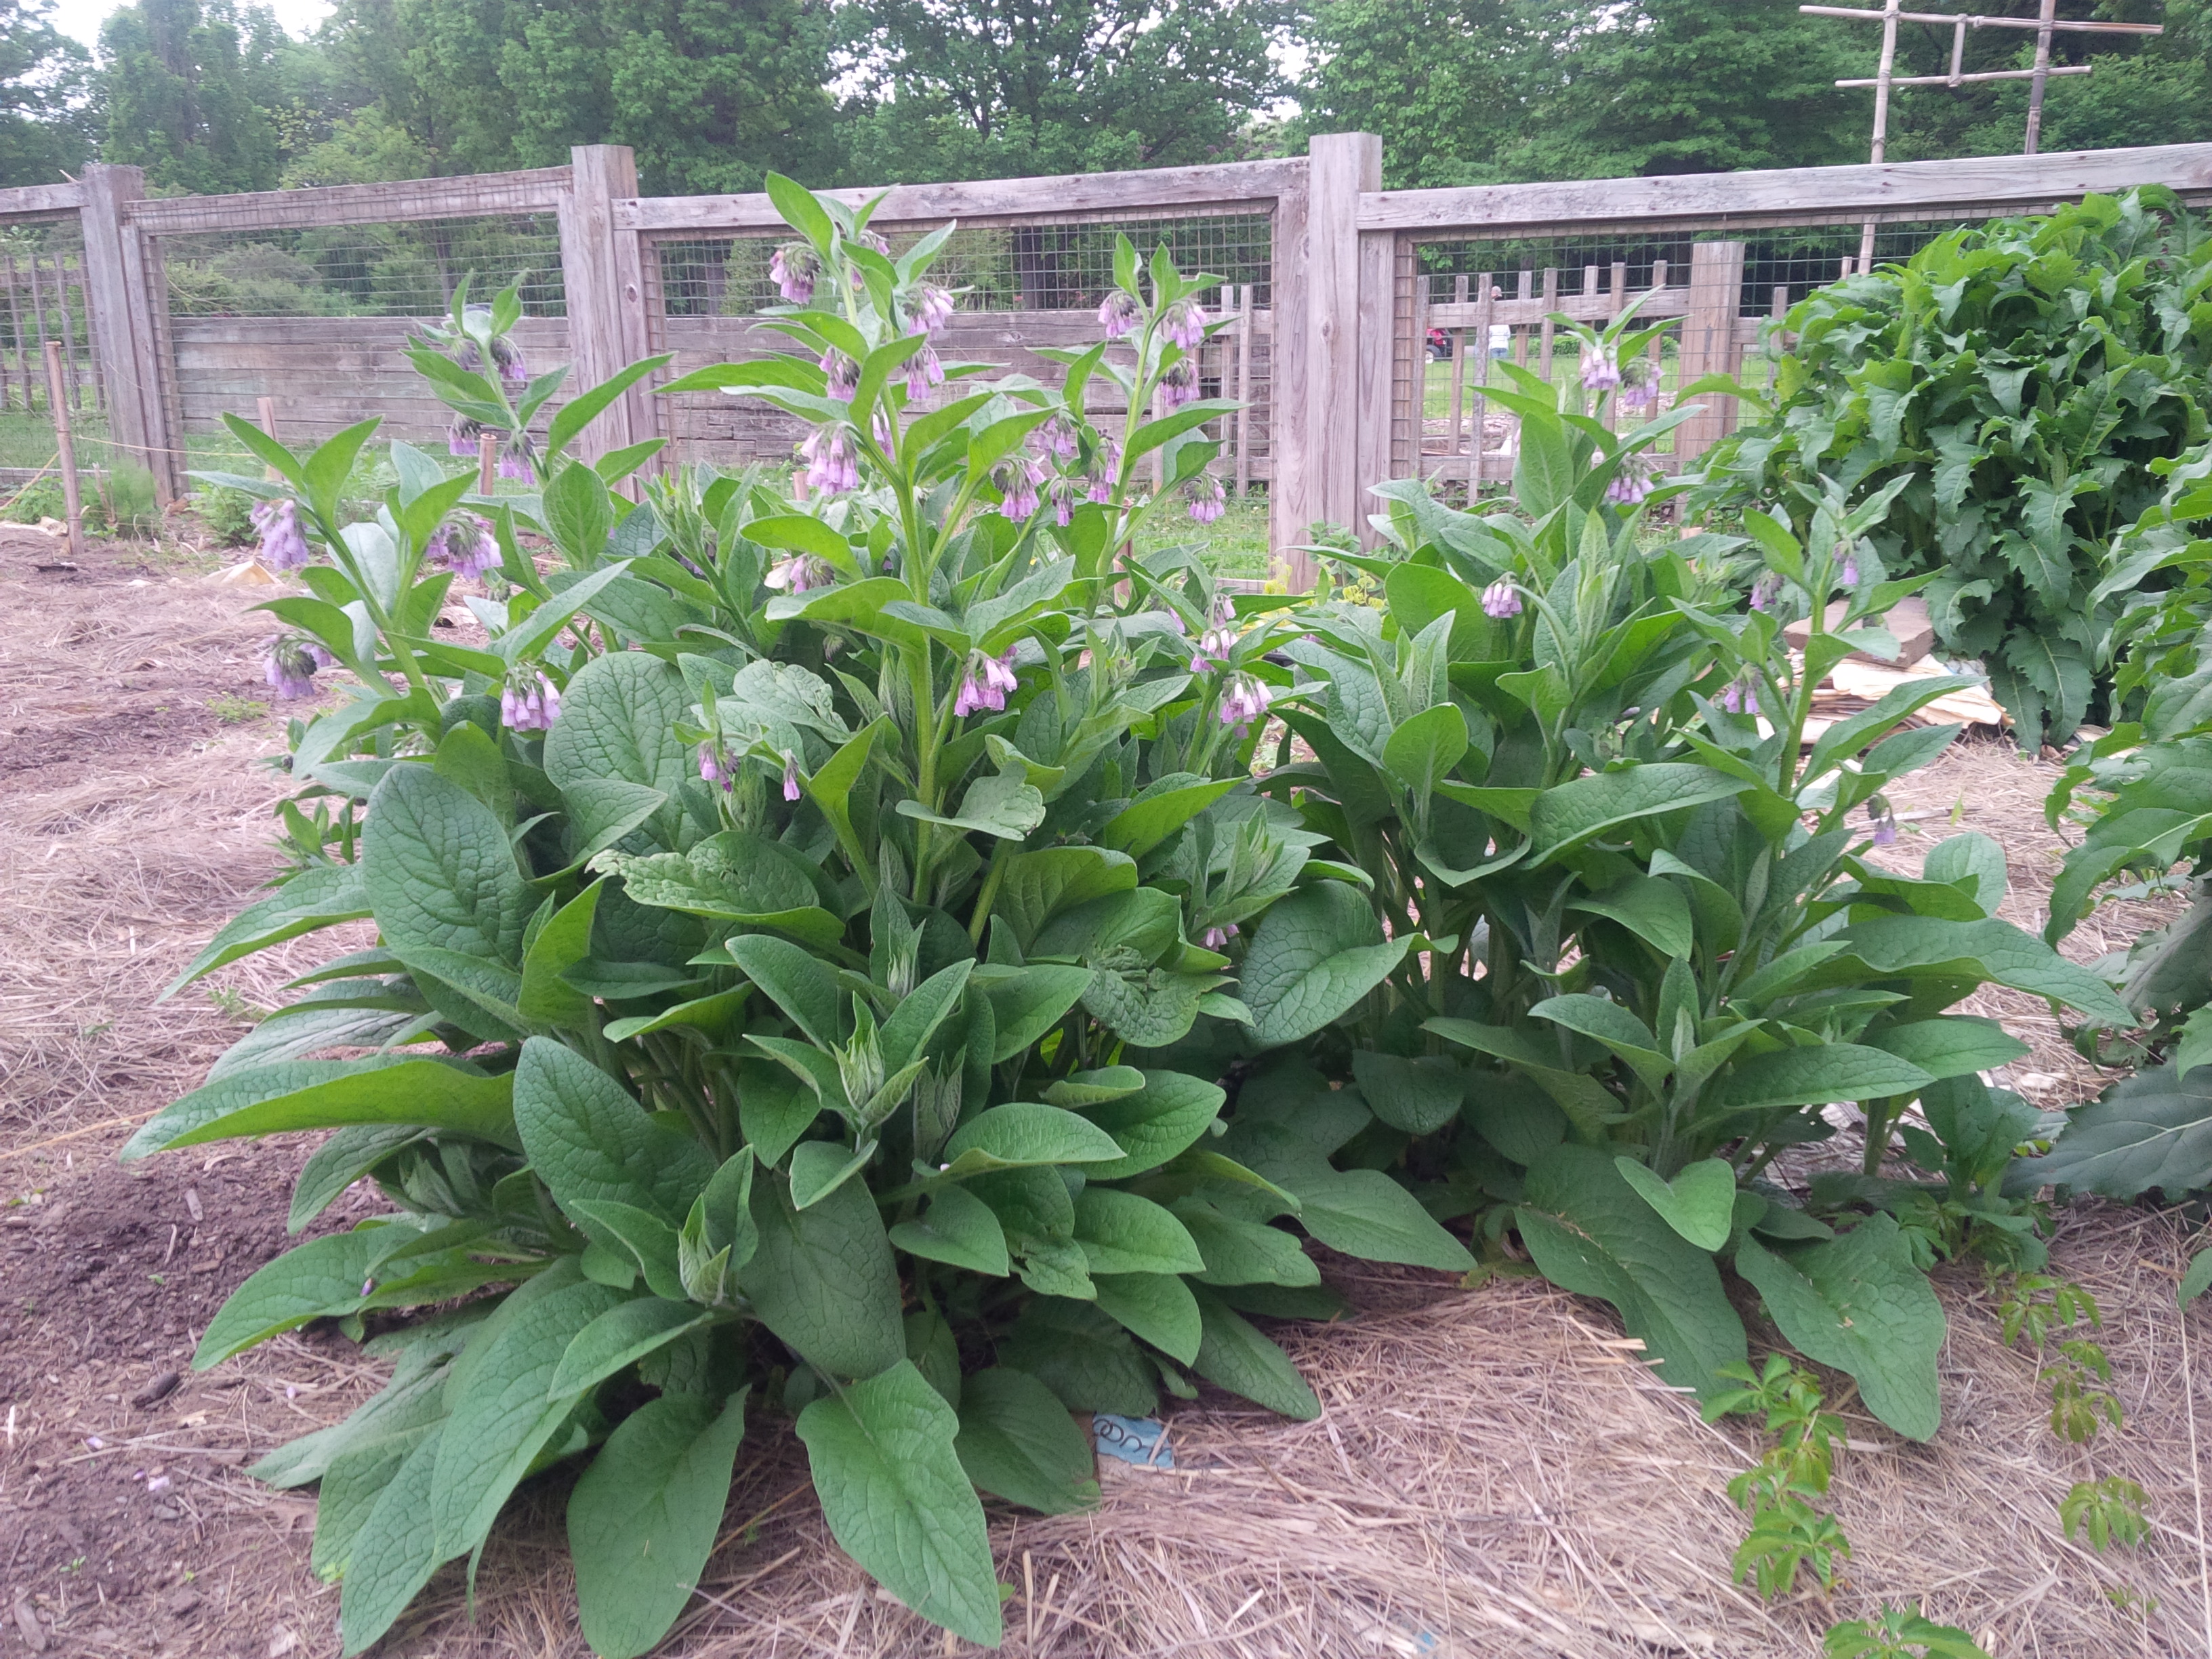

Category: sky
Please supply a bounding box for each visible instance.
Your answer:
[45,0,333,49]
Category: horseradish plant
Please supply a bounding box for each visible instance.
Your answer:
[1210,352,2131,1427]
[136,184,1463,1655]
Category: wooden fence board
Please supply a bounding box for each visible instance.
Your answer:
[125,169,570,237]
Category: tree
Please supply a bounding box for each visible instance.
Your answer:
[842,0,1286,183]
[0,0,91,186]
[98,0,291,193]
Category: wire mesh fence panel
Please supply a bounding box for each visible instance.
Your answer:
[0,214,107,484]
[651,213,1274,494]
[1404,217,1991,497]
[153,212,567,447]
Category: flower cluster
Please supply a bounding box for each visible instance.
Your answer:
[765,553,835,594]
[1580,346,1621,392]
[1161,297,1208,352]
[994,457,1044,521]
[771,243,821,305]
[820,350,859,403]
[955,649,1019,716]
[1188,474,1225,525]
[1202,923,1239,950]
[1618,358,1660,413]
[1160,359,1198,407]
[800,427,858,495]
[1749,573,1783,613]
[1219,670,1272,732]
[262,636,326,699]
[1481,579,1521,619]
[781,754,803,800]
[501,672,562,732]
[426,512,499,579]
[1604,455,1652,506]
[251,497,310,571]
[1190,621,1238,674]
[698,744,735,790]
[905,344,944,402]
[909,284,956,335]
[1098,289,1141,337]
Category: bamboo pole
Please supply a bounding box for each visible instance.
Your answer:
[52,253,79,411]
[3,251,25,412]
[45,342,81,560]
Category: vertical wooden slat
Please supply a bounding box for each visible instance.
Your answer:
[1675,241,1747,463]
[1410,253,1431,479]
[1513,269,1531,367]
[1268,161,1311,583]
[54,254,79,411]
[1471,271,1494,494]
[80,166,156,479]
[1538,267,1559,380]
[43,344,80,558]
[558,144,644,470]
[1233,283,1252,499]
[1447,273,1467,458]
[26,251,49,412]
[3,253,26,411]
[1610,260,1628,319]
[1305,133,1381,562]
[1769,283,1790,392]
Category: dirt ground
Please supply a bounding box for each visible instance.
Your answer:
[3,537,2209,1658]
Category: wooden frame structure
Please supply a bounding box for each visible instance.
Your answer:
[0,138,2202,580]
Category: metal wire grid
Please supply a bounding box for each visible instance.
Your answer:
[159,213,567,319]
[0,215,99,417]
[652,213,1273,489]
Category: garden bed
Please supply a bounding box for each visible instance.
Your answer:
[4,539,2209,1658]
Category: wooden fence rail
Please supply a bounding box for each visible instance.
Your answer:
[0,138,2206,581]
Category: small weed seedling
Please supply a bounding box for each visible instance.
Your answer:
[1822,1604,1989,1658]
[208,694,268,724]
[1999,1272,2150,1561]
[1706,1356,1853,1597]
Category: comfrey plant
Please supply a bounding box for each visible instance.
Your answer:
[134,181,1448,1657]
[1200,379,2129,1433]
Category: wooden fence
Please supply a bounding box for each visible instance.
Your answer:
[5,138,2211,583]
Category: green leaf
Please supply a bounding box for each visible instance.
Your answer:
[1867,1017,2030,1080]
[123,1058,515,1162]
[1241,882,1412,1048]
[364,762,532,967]
[1173,1200,1319,1287]
[789,1138,875,1208]
[514,1038,716,1226]
[1531,994,1671,1092]
[195,1227,405,1366]
[1613,1158,1737,1252]
[491,559,636,665]
[1098,779,1240,858]
[992,847,1139,949]
[1073,1189,1205,1276]
[1381,702,1469,801]
[568,1389,747,1659]
[1735,1216,1947,1441]
[1709,1044,1936,1112]
[1091,1271,1203,1365]
[795,1361,1002,1648]
[1516,1145,1747,1399]
[725,934,843,1048]
[543,650,690,794]
[953,1367,1101,1515]
[1349,1051,1462,1135]
[547,357,672,463]
[336,1422,446,1655]
[888,1185,1010,1276]
[1569,874,1695,960]
[999,1296,1158,1414]
[1296,1168,1476,1273]
[542,457,616,565]
[978,965,1094,1059]
[897,769,1046,839]
[430,1276,628,1556]
[549,1298,715,1399]
[735,1174,904,1378]
[1528,765,1750,861]
[163,863,369,998]
[1189,1284,1319,1419]
[940,1102,1126,1176]
[2181,1248,2212,1309]
[1076,1069,1225,1181]
[1042,1067,1146,1108]
[289,1124,426,1232]
[517,879,604,1027]
[2007,1061,2212,1197]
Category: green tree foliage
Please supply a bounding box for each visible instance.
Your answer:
[0,0,91,185]
[98,0,295,193]
[840,0,1286,182]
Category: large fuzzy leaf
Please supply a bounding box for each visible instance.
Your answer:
[513,1038,716,1227]
[953,1367,1101,1514]
[796,1361,1002,1647]
[2007,1061,2212,1197]
[363,762,532,966]
[1736,1216,1946,1441]
[1516,1144,1746,1399]
[734,1174,904,1379]
[1240,881,1411,1048]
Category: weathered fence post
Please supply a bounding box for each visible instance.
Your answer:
[1674,240,1748,464]
[560,145,659,477]
[1296,133,1381,579]
[1267,158,1313,586]
[79,163,177,503]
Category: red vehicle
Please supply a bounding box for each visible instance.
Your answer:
[1427,327,1451,361]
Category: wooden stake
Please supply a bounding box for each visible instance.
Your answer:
[44,342,81,560]
[478,430,497,495]
[256,396,281,480]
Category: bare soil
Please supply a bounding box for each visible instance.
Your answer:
[2,537,2207,1658]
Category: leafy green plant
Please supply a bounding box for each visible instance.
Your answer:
[1231,375,2125,1431]
[134,183,1454,1658]
[1823,1606,1990,1659]
[195,483,260,546]
[1692,188,2212,747]
[2060,1475,2150,1551]
[94,459,161,539]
